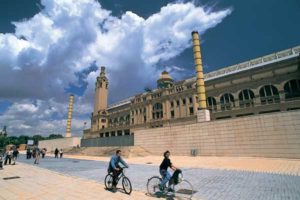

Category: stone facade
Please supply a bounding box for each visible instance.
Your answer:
[135,110,300,158]
[38,137,81,152]
[84,45,300,140]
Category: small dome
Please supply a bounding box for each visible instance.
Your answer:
[157,71,174,89]
[160,71,172,80]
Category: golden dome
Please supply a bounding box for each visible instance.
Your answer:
[159,71,172,80]
[157,71,174,89]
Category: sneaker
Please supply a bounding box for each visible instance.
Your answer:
[159,184,164,191]
[167,187,175,193]
[111,185,117,193]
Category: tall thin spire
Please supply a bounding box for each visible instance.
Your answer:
[66,94,74,138]
[192,31,207,109]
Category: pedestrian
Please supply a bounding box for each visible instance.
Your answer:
[59,149,63,158]
[0,151,4,169]
[12,148,19,165]
[29,149,32,159]
[32,148,36,159]
[34,148,40,164]
[41,148,46,158]
[26,148,31,159]
[4,148,13,165]
[54,148,59,158]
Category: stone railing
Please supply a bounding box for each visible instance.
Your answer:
[204,45,300,81]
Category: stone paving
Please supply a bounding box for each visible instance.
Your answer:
[16,155,300,200]
[0,162,154,200]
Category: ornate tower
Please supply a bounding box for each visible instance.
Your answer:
[92,66,108,131]
[192,31,210,122]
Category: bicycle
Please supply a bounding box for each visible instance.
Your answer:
[104,167,132,195]
[147,169,194,199]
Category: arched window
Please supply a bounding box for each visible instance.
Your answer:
[284,79,300,99]
[207,97,217,111]
[239,89,255,108]
[220,93,235,111]
[259,85,280,104]
[152,103,163,120]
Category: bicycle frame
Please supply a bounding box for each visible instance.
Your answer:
[109,167,127,184]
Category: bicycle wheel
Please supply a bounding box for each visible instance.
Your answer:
[104,174,114,190]
[147,176,162,196]
[174,179,194,200]
[122,176,132,194]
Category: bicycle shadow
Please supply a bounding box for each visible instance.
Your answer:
[145,191,176,200]
[145,190,197,200]
[104,187,130,195]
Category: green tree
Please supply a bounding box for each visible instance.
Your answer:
[32,135,44,145]
[18,135,29,144]
[48,134,63,139]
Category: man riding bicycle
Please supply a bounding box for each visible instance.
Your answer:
[108,150,129,191]
[159,150,179,191]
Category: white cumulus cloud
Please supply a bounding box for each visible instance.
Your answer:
[0,0,231,136]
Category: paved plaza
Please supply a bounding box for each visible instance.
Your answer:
[0,155,297,200]
[0,162,153,200]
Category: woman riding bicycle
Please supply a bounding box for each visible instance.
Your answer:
[159,150,179,191]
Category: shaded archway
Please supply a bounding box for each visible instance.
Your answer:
[259,85,280,104]
[284,79,300,99]
[207,97,217,111]
[220,93,235,111]
[239,89,255,108]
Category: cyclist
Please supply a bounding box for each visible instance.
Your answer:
[108,150,129,191]
[159,150,177,190]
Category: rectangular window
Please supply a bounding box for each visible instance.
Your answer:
[170,101,174,107]
[182,99,186,105]
[124,129,130,135]
[111,131,115,136]
[101,119,106,123]
[189,97,193,104]
[176,100,180,106]
[144,116,147,122]
[117,130,122,136]
[100,133,104,137]
[105,132,109,137]
[189,107,194,115]
[171,110,175,118]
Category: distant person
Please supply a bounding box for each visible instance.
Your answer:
[107,150,129,192]
[41,148,46,158]
[12,148,19,165]
[26,148,31,159]
[59,149,63,158]
[4,148,13,165]
[0,151,3,169]
[159,150,177,191]
[54,148,59,158]
[34,148,40,164]
[32,148,36,159]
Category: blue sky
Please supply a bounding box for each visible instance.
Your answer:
[0,0,299,136]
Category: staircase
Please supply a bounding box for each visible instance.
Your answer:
[65,146,151,157]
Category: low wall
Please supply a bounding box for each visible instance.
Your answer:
[81,135,134,147]
[38,137,81,152]
[135,110,300,158]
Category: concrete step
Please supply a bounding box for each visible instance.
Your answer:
[65,146,151,157]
